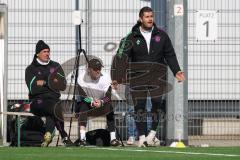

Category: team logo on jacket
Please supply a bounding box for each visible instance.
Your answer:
[136,39,141,45]
[37,99,43,104]
[50,67,55,73]
[154,36,161,42]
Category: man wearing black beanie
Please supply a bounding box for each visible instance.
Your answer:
[25,40,73,147]
[35,40,50,59]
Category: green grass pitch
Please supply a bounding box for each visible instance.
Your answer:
[0,146,240,160]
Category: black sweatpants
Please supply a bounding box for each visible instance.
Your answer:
[76,102,116,132]
[131,90,163,136]
[30,98,68,138]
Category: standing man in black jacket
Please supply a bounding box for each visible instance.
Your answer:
[112,7,185,147]
[25,40,73,147]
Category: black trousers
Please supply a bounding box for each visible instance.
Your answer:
[76,102,116,132]
[131,90,164,136]
[30,98,68,138]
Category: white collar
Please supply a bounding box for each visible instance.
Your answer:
[36,58,50,65]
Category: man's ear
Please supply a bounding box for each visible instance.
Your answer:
[36,54,39,57]
[139,17,143,23]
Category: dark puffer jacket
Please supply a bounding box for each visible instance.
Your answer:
[111,22,181,83]
[25,58,66,100]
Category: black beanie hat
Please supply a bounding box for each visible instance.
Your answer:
[35,40,50,55]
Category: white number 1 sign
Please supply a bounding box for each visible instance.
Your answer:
[196,10,218,41]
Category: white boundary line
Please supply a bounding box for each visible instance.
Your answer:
[91,147,240,157]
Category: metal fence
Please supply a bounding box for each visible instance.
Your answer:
[0,0,160,145]
[0,0,240,147]
[188,0,240,146]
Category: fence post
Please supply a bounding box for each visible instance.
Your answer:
[0,3,8,146]
[151,0,167,30]
[165,0,188,146]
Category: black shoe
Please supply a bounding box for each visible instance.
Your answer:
[62,137,74,147]
[110,139,121,146]
[160,141,166,146]
[74,138,87,146]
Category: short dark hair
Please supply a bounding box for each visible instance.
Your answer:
[139,6,153,18]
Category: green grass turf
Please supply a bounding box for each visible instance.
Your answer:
[0,147,240,160]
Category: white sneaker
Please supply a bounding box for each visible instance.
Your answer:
[138,140,148,147]
[127,136,135,145]
[146,135,160,146]
[138,136,148,147]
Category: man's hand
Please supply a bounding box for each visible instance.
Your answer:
[111,80,118,90]
[92,99,102,108]
[36,80,46,86]
[53,78,58,83]
[175,71,185,82]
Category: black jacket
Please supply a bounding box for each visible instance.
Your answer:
[25,58,66,100]
[112,23,180,84]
